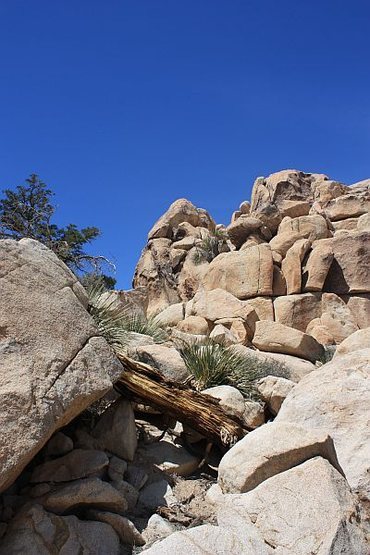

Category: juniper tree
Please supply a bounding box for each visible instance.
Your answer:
[0,174,114,279]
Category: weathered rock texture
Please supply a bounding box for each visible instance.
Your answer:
[0,238,123,492]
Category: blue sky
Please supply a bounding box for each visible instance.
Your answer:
[0,1,369,288]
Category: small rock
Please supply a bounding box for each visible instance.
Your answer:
[30,449,109,483]
[90,398,138,462]
[205,483,224,506]
[29,483,51,498]
[142,514,175,544]
[135,345,189,383]
[209,324,239,346]
[108,455,128,482]
[111,480,139,510]
[138,479,177,510]
[42,477,128,514]
[243,401,265,428]
[256,376,295,415]
[45,432,74,457]
[141,439,199,476]
[87,510,145,546]
[202,385,245,419]
[126,465,149,490]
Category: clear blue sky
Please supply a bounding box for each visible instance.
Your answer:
[0,1,369,288]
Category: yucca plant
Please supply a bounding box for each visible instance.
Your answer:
[192,229,228,265]
[87,283,167,354]
[179,338,289,399]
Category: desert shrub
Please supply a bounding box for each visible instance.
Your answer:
[178,338,289,399]
[192,229,228,264]
[87,284,167,354]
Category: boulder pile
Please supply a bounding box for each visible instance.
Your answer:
[0,169,369,553]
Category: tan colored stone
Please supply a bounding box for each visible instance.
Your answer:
[218,421,340,494]
[303,239,334,291]
[190,288,258,324]
[324,192,370,221]
[277,350,370,501]
[261,352,316,382]
[250,170,316,214]
[332,218,359,231]
[169,247,187,270]
[154,302,185,327]
[85,398,136,461]
[202,385,245,419]
[218,457,368,555]
[133,238,180,316]
[30,449,109,483]
[0,239,123,493]
[227,215,263,249]
[171,236,196,250]
[210,324,239,346]
[324,232,370,294]
[313,178,348,202]
[42,477,128,514]
[274,292,322,332]
[334,328,370,358]
[278,214,330,241]
[253,321,324,362]
[344,294,370,328]
[269,230,303,257]
[86,510,145,546]
[176,315,209,335]
[272,265,287,295]
[357,212,370,231]
[245,297,274,321]
[203,244,274,299]
[45,432,73,457]
[281,239,311,294]
[278,199,311,218]
[135,345,189,382]
[320,293,358,343]
[177,247,209,301]
[148,198,215,240]
[306,318,335,345]
[237,200,249,214]
[239,234,265,250]
[256,376,295,415]
[243,401,265,428]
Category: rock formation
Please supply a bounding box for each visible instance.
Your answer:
[0,169,369,553]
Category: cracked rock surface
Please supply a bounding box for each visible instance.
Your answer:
[0,238,123,492]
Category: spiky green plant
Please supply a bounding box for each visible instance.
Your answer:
[192,229,228,265]
[87,284,167,354]
[178,338,289,399]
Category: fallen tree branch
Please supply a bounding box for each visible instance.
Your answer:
[114,353,249,448]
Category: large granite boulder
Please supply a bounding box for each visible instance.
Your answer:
[218,457,368,555]
[324,231,370,294]
[0,239,122,493]
[202,244,274,299]
[276,349,370,500]
[218,421,340,494]
[252,320,324,362]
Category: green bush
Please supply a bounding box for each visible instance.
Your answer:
[178,338,289,399]
[87,284,167,354]
[192,229,228,265]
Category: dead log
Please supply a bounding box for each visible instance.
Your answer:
[114,353,249,448]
